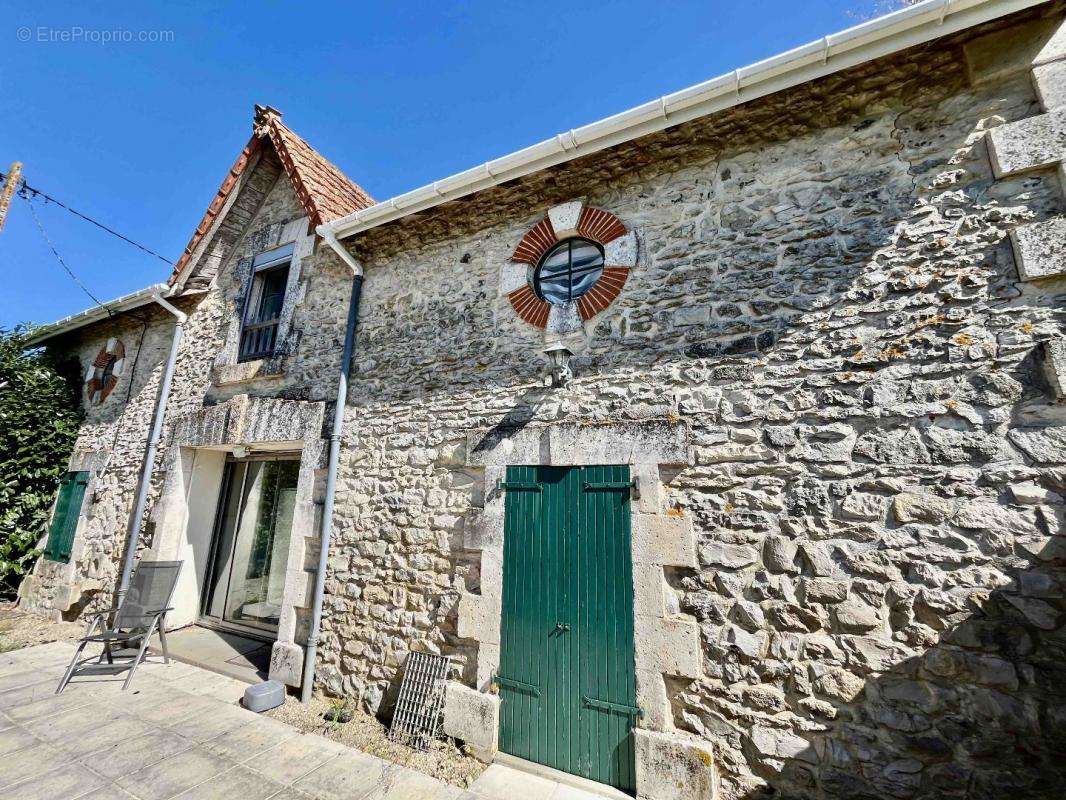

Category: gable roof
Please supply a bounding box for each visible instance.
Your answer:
[170,105,373,285]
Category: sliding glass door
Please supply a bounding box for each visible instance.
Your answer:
[202,457,299,637]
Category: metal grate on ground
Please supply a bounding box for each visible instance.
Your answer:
[388,650,451,751]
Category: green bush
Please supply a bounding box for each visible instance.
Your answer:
[0,325,82,597]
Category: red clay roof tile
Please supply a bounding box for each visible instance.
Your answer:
[170,106,373,285]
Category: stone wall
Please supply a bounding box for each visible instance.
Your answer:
[18,5,1066,798]
[20,165,338,620]
[315,9,1066,798]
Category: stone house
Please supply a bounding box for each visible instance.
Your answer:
[17,2,1066,798]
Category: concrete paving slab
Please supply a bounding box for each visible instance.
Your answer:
[1,643,484,800]
[201,715,298,760]
[170,764,286,800]
[245,732,347,785]
[0,762,107,800]
[62,714,156,757]
[0,724,40,755]
[169,701,255,742]
[5,687,97,721]
[155,626,271,685]
[115,745,233,800]
[0,669,49,693]
[130,690,218,725]
[471,764,558,800]
[81,728,197,780]
[261,790,316,800]
[0,680,67,710]
[78,785,140,800]
[0,740,72,790]
[372,767,465,799]
[291,750,392,799]
[21,701,123,741]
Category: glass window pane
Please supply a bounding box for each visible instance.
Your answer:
[223,460,299,630]
[534,238,604,304]
[250,265,289,323]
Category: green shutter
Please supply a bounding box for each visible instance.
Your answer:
[44,471,89,563]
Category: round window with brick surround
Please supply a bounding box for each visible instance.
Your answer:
[534,237,605,304]
[85,338,126,405]
[505,201,637,329]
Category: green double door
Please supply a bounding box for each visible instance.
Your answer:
[497,465,638,792]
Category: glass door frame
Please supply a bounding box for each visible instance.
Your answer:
[199,451,300,641]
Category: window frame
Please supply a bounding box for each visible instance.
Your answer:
[238,242,295,362]
[532,237,605,304]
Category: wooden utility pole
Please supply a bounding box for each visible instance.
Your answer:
[0,161,23,234]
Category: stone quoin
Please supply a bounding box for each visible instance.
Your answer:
[18,3,1066,799]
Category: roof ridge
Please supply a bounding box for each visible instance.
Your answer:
[169,106,374,287]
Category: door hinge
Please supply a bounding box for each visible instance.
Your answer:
[583,478,640,499]
[582,694,643,718]
[494,673,541,697]
[496,480,542,492]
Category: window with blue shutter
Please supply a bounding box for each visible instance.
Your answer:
[44,471,89,563]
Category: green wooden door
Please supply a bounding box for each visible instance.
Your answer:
[498,465,637,792]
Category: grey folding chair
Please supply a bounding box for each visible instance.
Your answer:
[57,560,183,693]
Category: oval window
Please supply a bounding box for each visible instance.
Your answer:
[533,237,605,304]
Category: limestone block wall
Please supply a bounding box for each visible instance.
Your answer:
[20,170,344,624]
[316,9,1066,799]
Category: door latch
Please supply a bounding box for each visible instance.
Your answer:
[553,622,571,633]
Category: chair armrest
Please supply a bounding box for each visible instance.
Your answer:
[84,606,121,619]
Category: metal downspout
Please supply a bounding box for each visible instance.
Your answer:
[302,229,363,703]
[117,291,187,600]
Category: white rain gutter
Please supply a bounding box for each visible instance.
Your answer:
[300,228,364,703]
[26,282,187,600]
[117,287,187,600]
[25,283,171,346]
[321,0,1046,242]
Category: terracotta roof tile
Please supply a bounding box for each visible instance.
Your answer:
[170,106,373,286]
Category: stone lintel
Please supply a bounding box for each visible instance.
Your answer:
[466,420,691,468]
[442,682,500,762]
[1010,216,1066,280]
[634,728,718,800]
[987,107,1066,178]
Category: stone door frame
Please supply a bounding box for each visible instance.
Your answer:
[444,419,718,800]
[148,393,326,688]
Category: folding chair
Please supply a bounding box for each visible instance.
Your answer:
[56,560,183,693]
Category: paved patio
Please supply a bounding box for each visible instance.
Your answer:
[0,641,611,800]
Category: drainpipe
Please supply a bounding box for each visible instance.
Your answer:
[301,228,364,703]
[117,290,187,601]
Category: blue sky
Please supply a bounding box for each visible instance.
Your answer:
[0,0,895,327]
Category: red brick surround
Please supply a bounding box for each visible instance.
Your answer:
[507,205,631,328]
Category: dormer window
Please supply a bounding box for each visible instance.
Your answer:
[239,242,294,361]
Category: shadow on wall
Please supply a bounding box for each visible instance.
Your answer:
[311,24,1066,795]
[701,532,1066,800]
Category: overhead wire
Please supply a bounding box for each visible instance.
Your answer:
[1,170,174,266]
